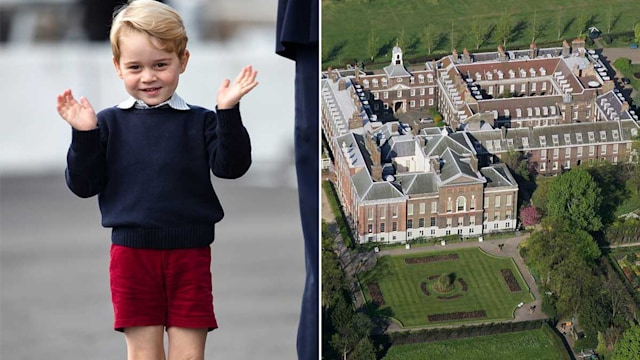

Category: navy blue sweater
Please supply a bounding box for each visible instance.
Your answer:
[65,105,251,249]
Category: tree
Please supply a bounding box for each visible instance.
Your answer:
[367,29,378,61]
[587,161,629,226]
[530,9,538,43]
[471,18,485,50]
[576,11,590,38]
[555,12,564,40]
[530,177,552,214]
[606,6,614,33]
[397,27,406,53]
[612,325,640,359]
[496,10,512,47]
[546,168,602,232]
[501,150,521,172]
[524,217,600,317]
[449,20,456,51]
[423,24,436,55]
[635,22,640,43]
[520,205,541,228]
[322,221,346,309]
[330,311,374,360]
[350,338,377,360]
[629,135,640,194]
[579,290,612,335]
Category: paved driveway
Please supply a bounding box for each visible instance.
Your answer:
[1,174,304,360]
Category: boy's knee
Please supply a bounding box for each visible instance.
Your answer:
[167,327,207,360]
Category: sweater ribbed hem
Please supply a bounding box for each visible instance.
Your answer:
[111,225,215,249]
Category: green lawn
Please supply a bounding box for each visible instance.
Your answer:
[359,248,533,327]
[322,0,640,67]
[383,326,569,360]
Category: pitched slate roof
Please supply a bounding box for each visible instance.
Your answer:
[439,148,485,185]
[481,163,518,188]
[395,173,439,195]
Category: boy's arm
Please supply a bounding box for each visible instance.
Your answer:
[57,89,106,197]
[205,107,252,179]
[206,66,257,178]
[65,128,107,198]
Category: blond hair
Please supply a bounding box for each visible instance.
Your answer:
[110,0,188,61]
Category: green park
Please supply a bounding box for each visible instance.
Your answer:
[322,0,640,69]
[383,325,569,360]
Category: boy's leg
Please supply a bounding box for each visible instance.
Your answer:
[166,327,207,360]
[124,326,166,360]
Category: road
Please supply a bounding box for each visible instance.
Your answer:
[0,173,305,360]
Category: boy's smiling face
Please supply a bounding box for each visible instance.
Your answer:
[113,31,189,106]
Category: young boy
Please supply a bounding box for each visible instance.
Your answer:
[56,1,258,358]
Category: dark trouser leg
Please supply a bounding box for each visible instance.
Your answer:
[294,44,319,360]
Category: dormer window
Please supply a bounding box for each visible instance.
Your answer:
[552,135,559,146]
[612,130,620,140]
[588,132,595,142]
[539,136,547,146]
[564,134,571,144]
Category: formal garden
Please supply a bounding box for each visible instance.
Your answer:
[359,248,533,327]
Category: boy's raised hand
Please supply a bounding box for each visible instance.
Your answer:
[56,89,98,131]
[216,65,259,110]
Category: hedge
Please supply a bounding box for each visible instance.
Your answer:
[323,180,355,248]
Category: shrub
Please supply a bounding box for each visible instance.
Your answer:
[614,57,632,72]
[404,253,460,264]
[433,273,455,293]
[428,310,487,322]
[520,205,542,227]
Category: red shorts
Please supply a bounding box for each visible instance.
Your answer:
[109,244,218,332]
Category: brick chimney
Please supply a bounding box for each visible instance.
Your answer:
[497,45,507,61]
[529,42,537,59]
[562,40,570,57]
[430,157,441,174]
[470,155,478,172]
[462,48,471,64]
[452,48,459,63]
[365,135,383,181]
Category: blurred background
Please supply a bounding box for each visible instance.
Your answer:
[1,0,305,359]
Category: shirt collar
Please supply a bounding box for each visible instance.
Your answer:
[117,93,190,110]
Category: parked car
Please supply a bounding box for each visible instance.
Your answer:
[630,43,638,49]
[622,77,631,85]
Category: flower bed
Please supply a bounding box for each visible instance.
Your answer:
[368,282,385,305]
[428,310,487,322]
[420,282,430,296]
[405,254,460,265]
[457,278,468,292]
[500,269,521,292]
[437,294,463,300]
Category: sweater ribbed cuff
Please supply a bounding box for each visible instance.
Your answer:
[215,105,243,130]
[71,128,101,151]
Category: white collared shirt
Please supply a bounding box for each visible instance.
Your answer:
[117,93,190,110]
